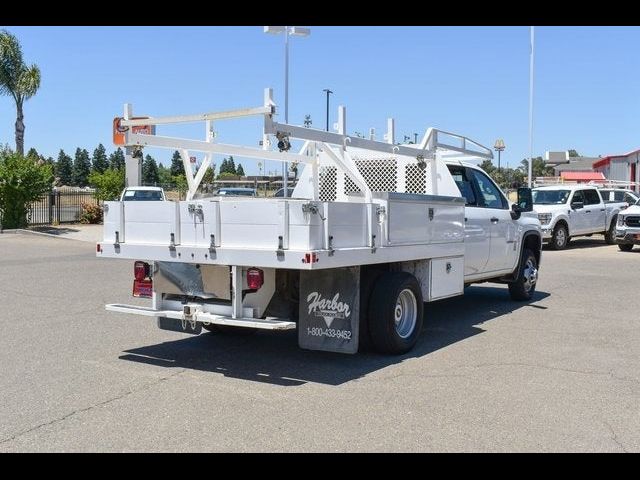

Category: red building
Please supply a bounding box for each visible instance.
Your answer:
[593,149,640,192]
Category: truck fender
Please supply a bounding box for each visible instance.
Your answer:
[551,214,571,236]
[501,230,542,283]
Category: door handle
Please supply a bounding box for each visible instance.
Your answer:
[585,210,591,213]
[600,209,605,212]
[490,217,499,223]
[464,217,468,222]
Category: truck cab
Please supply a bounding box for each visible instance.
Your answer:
[532,185,624,249]
[447,162,541,290]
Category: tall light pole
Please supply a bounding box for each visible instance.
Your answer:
[494,139,506,171]
[323,88,333,131]
[264,26,311,197]
[528,26,535,187]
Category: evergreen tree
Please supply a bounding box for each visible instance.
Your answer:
[228,156,236,174]
[236,163,245,177]
[72,147,91,186]
[157,163,172,185]
[109,147,125,170]
[219,158,229,174]
[26,147,39,161]
[55,149,73,186]
[170,150,185,176]
[92,143,109,173]
[142,154,160,185]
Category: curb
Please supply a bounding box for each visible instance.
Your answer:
[6,229,95,243]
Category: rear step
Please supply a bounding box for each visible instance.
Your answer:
[105,304,296,330]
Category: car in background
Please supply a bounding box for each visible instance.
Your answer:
[599,188,639,206]
[615,197,640,252]
[215,187,257,197]
[532,185,626,249]
[273,187,294,197]
[120,186,166,201]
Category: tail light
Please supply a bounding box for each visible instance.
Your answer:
[133,261,152,298]
[246,268,264,290]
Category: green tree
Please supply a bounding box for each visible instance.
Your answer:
[170,150,185,176]
[236,163,245,177]
[217,172,238,180]
[157,163,173,185]
[25,147,39,161]
[227,156,236,174]
[219,158,229,174]
[88,168,125,201]
[108,147,125,170]
[568,149,580,157]
[0,152,53,228]
[92,143,109,174]
[173,174,188,200]
[479,159,496,175]
[142,154,159,185]
[304,114,312,128]
[202,165,215,184]
[72,148,91,186]
[519,156,553,178]
[0,30,41,156]
[55,149,73,186]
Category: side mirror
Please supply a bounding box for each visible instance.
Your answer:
[510,203,522,220]
[517,187,533,212]
[571,201,584,210]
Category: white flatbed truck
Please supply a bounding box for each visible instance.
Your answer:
[98,89,542,354]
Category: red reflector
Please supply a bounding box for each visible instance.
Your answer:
[132,279,153,298]
[134,261,149,281]
[96,243,102,253]
[246,268,264,290]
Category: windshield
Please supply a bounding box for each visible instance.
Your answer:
[532,189,571,205]
[122,190,163,201]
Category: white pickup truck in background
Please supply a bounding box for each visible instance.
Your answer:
[615,197,640,251]
[532,185,626,249]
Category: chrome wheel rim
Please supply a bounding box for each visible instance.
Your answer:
[555,228,566,247]
[522,258,538,293]
[394,289,417,339]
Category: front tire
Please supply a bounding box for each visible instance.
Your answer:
[509,248,538,301]
[550,224,569,250]
[605,217,617,245]
[618,243,634,252]
[368,272,424,355]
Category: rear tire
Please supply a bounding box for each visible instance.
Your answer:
[508,248,538,301]
[368,272,424,355]
[550,224,569,250]
[202,324,258,335]
[605,218,617,245]
[618,243,634,252]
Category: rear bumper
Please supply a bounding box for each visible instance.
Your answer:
[105,303,296,331]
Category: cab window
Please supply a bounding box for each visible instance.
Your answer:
[446,165,477,206]
[571,190,585,204]
[583,189,601,205]
[468,169,508,209]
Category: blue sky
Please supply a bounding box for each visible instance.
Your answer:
[1,26,639,175]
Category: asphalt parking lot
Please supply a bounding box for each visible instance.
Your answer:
[0,232,638,452]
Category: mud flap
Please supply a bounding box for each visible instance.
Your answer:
[298,266,360,354]
[157,316,202,335]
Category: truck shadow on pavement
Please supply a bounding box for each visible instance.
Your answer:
[120,286,550,387]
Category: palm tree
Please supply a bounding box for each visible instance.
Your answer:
[0,30,41,156]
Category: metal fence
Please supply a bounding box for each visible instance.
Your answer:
[28,191,102,226]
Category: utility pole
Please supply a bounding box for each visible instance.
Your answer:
[323,89,333,131]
